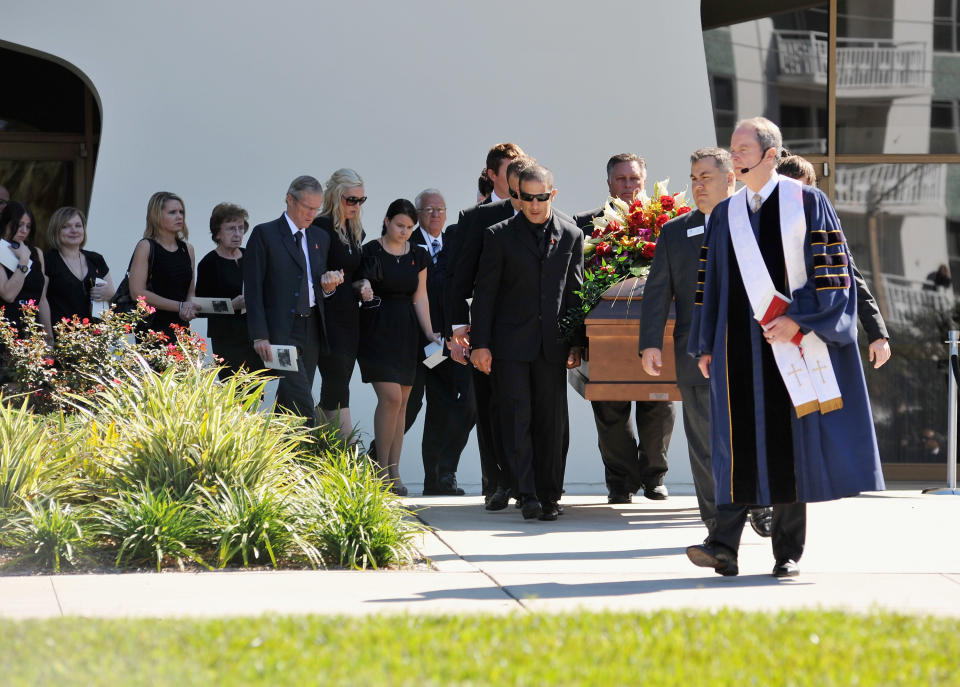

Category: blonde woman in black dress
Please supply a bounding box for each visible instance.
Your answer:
[129,191,198,337]
[312,168,374,441]
[358,199,440,495]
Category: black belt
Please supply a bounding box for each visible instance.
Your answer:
[295,305,319,318]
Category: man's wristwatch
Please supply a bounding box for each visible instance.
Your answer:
[16,263,28,273]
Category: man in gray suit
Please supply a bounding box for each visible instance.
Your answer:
[639,148,760,574]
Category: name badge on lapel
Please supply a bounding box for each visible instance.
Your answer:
[687,225,705,238]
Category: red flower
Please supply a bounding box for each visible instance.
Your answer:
[596,242,613,257]
[44,357,55,366]
[676,206,692,216]
[628,200,644,213]
[641,242,656,259]
[92,327,102,335]
[660,195,675,211]
[82,317,90,325]
[606,220,621,234]
[591,226,604,239]
[656,213,670,227]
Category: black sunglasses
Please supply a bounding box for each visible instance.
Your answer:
[343,195,368,206]
[518,190,552,202]
[509,189,519,199]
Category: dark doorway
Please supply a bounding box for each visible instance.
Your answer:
[0,44,101,249]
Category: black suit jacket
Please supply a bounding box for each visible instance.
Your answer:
[243,214,331,347]
[572,206,604,232]
[471,212,584,364]
[444,199,514,332]
[638,209,708,387]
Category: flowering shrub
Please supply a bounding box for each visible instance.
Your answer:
[0,298,209,414]
[561,179,693,341]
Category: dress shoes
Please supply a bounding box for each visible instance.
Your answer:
[607,492,632,504]
[484,487,509,511]
[555,502,564,515]
[539,502,559,521]
[436,474,466,496]
[772,559,800,577]
[748,507,773,537]
[520,496,543,520]
[686,542,739,576]
[644,484,669,500]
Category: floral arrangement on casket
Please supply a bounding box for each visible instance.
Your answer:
[560,179,693,341]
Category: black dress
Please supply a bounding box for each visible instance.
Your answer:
[1,246,45,333]
[44,249,109,325]
[195,248,261,377]
[147,239,193,336]
[312,215,364,408]
[358,240,430,386]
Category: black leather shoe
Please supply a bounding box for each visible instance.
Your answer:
[772,559,800,577]
[520,496,542,520]
[485,487,509,511]
[644,484,668,500]
[437,474,466,496]
[748,507,773,537]
[686,543,739,576]
[607,492,632,504]
[422,483,443,496]
[539,502,559,521]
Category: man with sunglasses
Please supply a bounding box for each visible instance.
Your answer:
[469,164,584,521]
[243,175,343,426]
[573,153,676,505]
[445,144,526,510]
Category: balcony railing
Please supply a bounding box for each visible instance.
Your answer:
[834,163,945,209]
[880,274,955,327]
[775,30,929,91]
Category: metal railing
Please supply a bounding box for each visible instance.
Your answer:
[775,30,930,90]
[833,163,945,209]
[880,274,955,327]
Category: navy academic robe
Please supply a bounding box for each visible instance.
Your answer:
[688,183,885,505]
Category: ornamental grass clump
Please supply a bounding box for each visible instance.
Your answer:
[93,485,207,572]
[196,477,320,569]
[0,498,87,572]
[297,447,424,570]
[80,361,307,501]
[0,399,75,512]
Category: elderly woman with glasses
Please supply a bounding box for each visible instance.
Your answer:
[195,202,261,378]
[310,168,374,441]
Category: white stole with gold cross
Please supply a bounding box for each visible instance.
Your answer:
[727,175,843,417]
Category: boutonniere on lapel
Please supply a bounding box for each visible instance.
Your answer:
[313,243,319,250]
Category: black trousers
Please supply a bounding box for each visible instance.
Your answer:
[493,355,567,503]
[711,502,807,562]
[678,384,749,543]
[404,357,477,488]
[590,400,674,494]
[274,311,322,426]
[211,335,263,381]
[473,366,512,495]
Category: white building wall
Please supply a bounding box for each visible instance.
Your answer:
[4,0,716,493]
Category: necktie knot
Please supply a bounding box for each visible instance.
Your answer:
[751,193,762,214]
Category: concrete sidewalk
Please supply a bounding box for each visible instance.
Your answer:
[0,490,957,619]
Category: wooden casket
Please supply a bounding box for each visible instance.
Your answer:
[569,277,682,402]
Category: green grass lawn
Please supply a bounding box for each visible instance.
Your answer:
[2,610,957,686]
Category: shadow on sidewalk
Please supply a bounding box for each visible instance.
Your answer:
[372,574,809,605]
